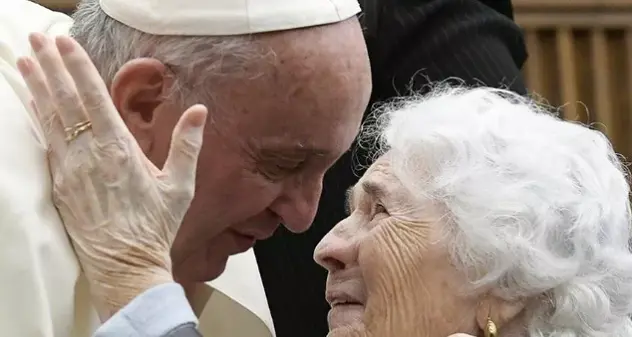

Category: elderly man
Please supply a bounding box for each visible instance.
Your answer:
[0,0,370,336]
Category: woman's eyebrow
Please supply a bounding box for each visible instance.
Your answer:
[360,180,386,200]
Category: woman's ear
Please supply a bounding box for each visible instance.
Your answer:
[475,295,526,333]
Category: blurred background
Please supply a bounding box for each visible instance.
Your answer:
[36,0,632,162]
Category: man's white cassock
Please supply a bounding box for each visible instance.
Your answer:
[0,0,360,336]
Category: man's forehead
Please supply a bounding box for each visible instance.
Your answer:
[250,134,351,156]
[258,140,327,155]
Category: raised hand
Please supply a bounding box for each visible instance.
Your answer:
[16,32,208,319]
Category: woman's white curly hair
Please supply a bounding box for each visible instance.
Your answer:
[362,85,632,337]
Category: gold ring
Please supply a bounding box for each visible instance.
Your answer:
[65,120,93,142]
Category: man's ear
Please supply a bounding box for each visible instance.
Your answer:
[475,295,526,334]
[110,58,172,152]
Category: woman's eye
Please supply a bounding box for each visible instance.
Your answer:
[374,203,388,215]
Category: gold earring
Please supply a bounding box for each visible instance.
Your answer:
[484,317,498,337]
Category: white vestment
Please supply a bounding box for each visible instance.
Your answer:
[0,1,275,336]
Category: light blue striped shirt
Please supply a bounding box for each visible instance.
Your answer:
[93,283,198,337]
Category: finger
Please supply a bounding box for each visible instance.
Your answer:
[31,100,65,169]
[55,35,124,139]
[29,33,89,130]
[163,105,208,190]
[16,56,67,160]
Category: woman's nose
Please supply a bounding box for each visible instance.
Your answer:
[313,230,356,272]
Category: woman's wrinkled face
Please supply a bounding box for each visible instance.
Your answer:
[314,155,479,337]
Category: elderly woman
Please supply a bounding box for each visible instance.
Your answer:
[313,87,632,336]
[17,35,632,337]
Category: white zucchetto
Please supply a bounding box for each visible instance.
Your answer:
[99,0,361,36]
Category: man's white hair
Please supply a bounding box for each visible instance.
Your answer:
[366,86,632,337]
[70,0,267,106]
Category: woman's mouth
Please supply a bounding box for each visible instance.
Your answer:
[327,302,365,329]
[326,290,366,329]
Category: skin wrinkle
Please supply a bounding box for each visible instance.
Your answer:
[52,133,189,318]
[363,232,401,331]
[27,17,372,302]
[317,78,632,335]
[59,134,183,288]
[106,17,373,281]
[365,221,429,334]
[315,156,482,337]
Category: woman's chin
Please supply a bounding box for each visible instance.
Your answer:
[327,323,370,337]
[327,304,366,336]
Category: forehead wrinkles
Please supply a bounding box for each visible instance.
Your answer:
[360,161,394,192]
[248,135,333,157]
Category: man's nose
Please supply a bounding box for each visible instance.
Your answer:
[313,230,354,273]
[270,177,323,233]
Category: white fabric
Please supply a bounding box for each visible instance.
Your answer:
[99,0,361,35]
[0,1,275,336]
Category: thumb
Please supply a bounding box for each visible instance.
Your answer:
[163,104,208,190]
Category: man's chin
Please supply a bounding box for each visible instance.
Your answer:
[172,230,258,283]
[173,251,229,283]
[191,260,228,283]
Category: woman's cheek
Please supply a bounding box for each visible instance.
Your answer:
[359,219,432,336]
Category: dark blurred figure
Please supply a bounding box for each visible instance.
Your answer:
[255,1,528,336]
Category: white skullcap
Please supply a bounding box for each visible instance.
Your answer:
[99,0,361,36]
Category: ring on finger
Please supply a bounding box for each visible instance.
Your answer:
[65,120,92,142]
